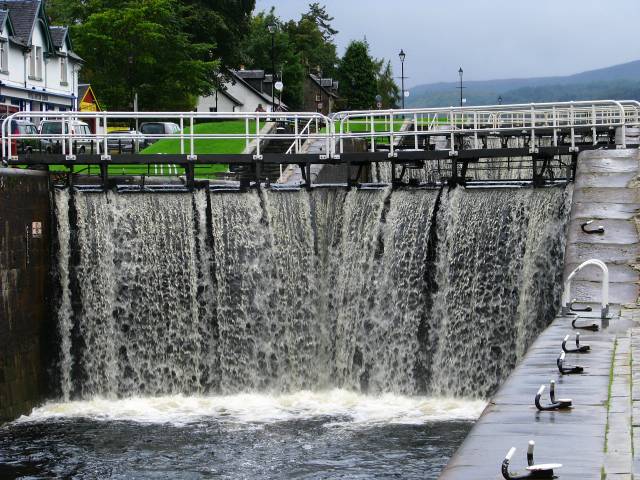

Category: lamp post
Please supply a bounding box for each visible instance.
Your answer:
[458,67,464,107]
[267,23,276,111]
[498,95,503,105]
[399,49,406,109]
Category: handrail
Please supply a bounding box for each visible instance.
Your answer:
[561,259,609,319]
[2,99,638,162]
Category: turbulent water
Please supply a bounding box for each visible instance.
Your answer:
[0,185,571,479]
[52,186,571,400]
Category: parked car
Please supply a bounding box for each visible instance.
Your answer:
[107,130,145,153]
[139,122,181,146]
[8,119,42,155]
[39,119,95,154]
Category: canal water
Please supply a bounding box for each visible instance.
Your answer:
[1,186,570,478]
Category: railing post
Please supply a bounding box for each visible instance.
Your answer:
[570,102,576,151]
[180,114,184,154]
[255,114,260,158]
[389,112,395,157]
[414,112,419,150]
[190,115,195,158]
[370,114,375,152]
[294,115,299,153]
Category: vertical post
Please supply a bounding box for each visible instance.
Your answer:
[294,115,299,153]
[389,112,395,157]
[570,102,576,151]
[552,106,558,147]
[449,108,455,155]
[256,115,260,157]
[370,114,375,152]
[592,105,597,145]
[189,115,195,158]
[473,111,478,149]
[530,105,536,151]
[245,117,249,151]
[180,114,184,154]
[414,113,418,150]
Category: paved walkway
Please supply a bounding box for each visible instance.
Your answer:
[442,148,640,479]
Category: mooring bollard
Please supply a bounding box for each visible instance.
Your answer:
[535,380,572,411]
[557,351,583,374]
[562,333,590,354]
[571,316,599,332]
[580,220,605,235]
[501,440,562,479]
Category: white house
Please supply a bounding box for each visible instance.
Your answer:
[0,0,82,115]
[196,69,286,113]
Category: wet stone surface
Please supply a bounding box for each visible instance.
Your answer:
[441,311,637,480]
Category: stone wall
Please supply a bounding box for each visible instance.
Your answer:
[0,169,52,422]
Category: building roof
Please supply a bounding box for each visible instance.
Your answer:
[235,69,265,80]
[229,69,287,110]
[309,74,338,98]
[220,89,243,106]
[49,25,67,48]
[0,0,39,44]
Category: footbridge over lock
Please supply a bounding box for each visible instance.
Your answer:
[3,99,640,191]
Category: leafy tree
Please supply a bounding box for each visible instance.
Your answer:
[337,40,377,110]
[181,0,255,68]
[376,60,400,109]
[71,0,218,111]
[240,10,304,108]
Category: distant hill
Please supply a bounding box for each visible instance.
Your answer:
[406,60,640,107]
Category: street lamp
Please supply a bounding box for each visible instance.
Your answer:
[267,23,276,111]
[498,95,503,105]
[458,67,464,107]
[399,49,406,109]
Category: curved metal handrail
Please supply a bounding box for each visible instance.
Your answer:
[561,259,609,319]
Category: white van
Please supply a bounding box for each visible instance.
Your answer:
[39,119,95,154]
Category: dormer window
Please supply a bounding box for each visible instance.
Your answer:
[60,56,68,85]
[28,46,43,80]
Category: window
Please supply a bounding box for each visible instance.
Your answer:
[28,46,43,80]
[36,46,42,79]
[60,56,68,84]
[0,41,7,73]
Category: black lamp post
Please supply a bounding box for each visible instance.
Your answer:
[458,67,464,107]
[267,23,276,111]
[498,95,503,105]
[399,49,406,109]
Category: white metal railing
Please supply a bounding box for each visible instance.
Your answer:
[2,100,639,163]
[2,110,332,163]
[561,259,610,319]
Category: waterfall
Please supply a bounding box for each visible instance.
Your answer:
[54,185,571,399]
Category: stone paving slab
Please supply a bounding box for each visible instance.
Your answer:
[440,313,628,479]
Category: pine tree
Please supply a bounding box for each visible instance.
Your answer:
[338,40,377,110]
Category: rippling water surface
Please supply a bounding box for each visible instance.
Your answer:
[0,391,483,479]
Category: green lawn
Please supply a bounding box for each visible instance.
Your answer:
[142,120,256,156]
[45,121,257,178]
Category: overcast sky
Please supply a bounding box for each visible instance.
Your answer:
[255,0,640,88]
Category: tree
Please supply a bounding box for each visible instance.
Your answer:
[284,15,338,77]
[377,60,400,109]
[301,3,338,41]
[240,10,304,109]
[181,0,255,68]
[337,40,377,110]
[71,0,218,111]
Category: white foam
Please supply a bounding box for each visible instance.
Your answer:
[18,390,486,427]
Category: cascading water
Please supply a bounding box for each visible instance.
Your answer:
[2,185,572,479]
[52,185,571,399]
